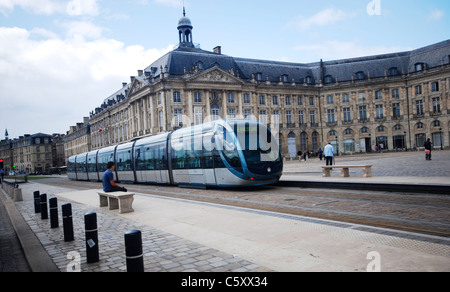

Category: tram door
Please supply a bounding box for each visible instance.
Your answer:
[203,133,216,185]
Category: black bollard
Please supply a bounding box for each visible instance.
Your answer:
[62,203,74,242]
[84,212,99,263]
[40,193,48,220]
[33,191,41,213]
[49,197,58,228]
[124,230,144,272]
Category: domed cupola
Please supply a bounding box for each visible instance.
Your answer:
[178,7,194,48]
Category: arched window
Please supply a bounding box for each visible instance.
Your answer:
[393,124,402,131]
[300,132,307,151]
[344,128,353,135]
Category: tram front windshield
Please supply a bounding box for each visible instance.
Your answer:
[232,122,281,166]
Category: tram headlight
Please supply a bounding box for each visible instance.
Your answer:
[267,167,272,173]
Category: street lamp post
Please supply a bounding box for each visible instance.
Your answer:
[404,131,407,151]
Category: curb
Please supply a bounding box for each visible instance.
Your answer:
[0,189,60,272]
[277,180,450,195]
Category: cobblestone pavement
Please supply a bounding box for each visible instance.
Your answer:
[6,182,270,272]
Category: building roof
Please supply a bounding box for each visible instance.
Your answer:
[143,39,450,84]
[94,11,450,113]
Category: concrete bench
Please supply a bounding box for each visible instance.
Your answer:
[97,191,135,213]
[322,165,373,178]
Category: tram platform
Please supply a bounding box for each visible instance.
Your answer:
[280,150,450,194]
[2,180,449,272]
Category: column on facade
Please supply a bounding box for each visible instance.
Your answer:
[222,90,227,119]
[142,98,148,134]
[161,90,167,131]
[148,95,155,133]
[205,90,211,122]
[238,91,243,117]
[187,90,194,126]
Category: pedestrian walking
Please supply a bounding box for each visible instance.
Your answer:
[318,148,323,160]
[301,151,307,162]
[324,142,334,167]
[424,138,432,160]
[297,150,302,162]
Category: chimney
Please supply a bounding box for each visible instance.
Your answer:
[213,46,222,55]
[122,82,127,88]
[138,70,143,76]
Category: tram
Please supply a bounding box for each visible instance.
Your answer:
[67,119,283,187]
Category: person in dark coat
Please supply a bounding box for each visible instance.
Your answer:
[424,138,432,160]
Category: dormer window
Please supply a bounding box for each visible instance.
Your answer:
[282,74,289,83]
[305,76,313,85]
[355,71,365,80]
[415,63,425,72]
[256,72,263,82]
[389,67,399,77]
[324,75,333,84]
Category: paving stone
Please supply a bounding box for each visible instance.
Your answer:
[8,182,269,272]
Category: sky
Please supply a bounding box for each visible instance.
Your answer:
[0,0,449,138]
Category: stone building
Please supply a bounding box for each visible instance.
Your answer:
[0,133,53,174]
[87,11,450,159]
[63,117,91,158]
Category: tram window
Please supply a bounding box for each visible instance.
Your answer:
[144,147,155,170]
[87,157,97,172]
[158,144,167,170]
[185,134,203,169]
[171,136,187,169]
[135,148,145,170]
[117,151,132,171]
[203,134,214,169]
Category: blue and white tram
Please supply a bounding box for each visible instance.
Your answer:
[87,150,99,182]
[75,153,88,181]
[68,119,283,187]
[67,156,77,180]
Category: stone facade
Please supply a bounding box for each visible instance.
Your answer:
[63,117,91,158]
[80,13,450,161]
[0,133,54,174]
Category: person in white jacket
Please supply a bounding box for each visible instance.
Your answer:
[324,142,334,166]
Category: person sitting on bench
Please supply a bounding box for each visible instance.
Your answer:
[102,161,128,193]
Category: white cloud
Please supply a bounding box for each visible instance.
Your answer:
[0,0,66,15]
[0,0,100,16]
[61,20,104,39]
[66,0,99,16]
[0,26,173,136]
[287,8,354,31]
[153,0,182,8]
[429,9,444,21]
[293,40,412,62]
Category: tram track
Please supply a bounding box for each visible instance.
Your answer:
[35,177,450,238]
